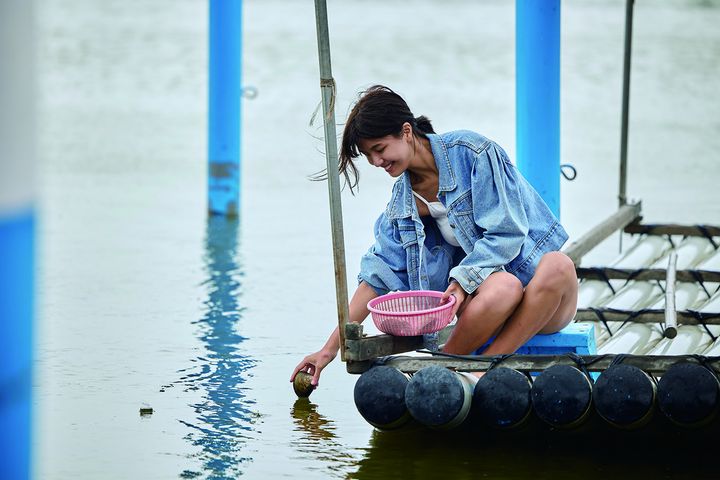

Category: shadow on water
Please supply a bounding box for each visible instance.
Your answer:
[165,217,257,479]
[349,417,720,480]
[290,399,358,477]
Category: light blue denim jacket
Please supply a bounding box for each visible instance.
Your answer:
[358,130,568,295]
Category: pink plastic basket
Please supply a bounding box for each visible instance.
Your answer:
[367,290,456,336]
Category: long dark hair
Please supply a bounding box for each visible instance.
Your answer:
[312,85,435,193]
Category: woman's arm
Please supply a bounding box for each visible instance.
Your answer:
[290,281,378,387]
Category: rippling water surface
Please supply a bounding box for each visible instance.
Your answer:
[35,0,719,478]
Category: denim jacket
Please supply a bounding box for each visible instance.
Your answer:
[358,130,568,296]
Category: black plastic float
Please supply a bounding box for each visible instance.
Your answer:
[473,367,532,429]
[404,365,474,429]
[657,362,720,427]
[531,365,594,429]
[593,364,656,428]
[353,366,411,430]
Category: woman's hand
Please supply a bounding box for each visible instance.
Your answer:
[441,280,467,320]
[289,282,376,389]
[291,349,337,388]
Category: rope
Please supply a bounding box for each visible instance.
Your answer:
[609,353,632,367]
[372,356,394,367]
[560,163,577,181]
[489,354,515,370]
[689,270,713,299]
[415,349,494,363]
[687,310,720,342]
[666,234,676,249]
[689,354,720,375]
[320,77,337,120]
[697,225,719,250]
[565,352,593,381]
[590,307,615,336]
[626,308,651,321]
[414,349,515,371]
[587,267,617,294]
[309,78,337,126]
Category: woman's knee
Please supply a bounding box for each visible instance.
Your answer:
[480,271,524,306]
[458,272,523,322]
[532,252,577,294]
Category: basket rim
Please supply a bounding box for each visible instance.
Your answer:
[367,290,455,317]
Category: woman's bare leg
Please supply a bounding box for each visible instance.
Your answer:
[442,271,524,355]
[483,252,578,355]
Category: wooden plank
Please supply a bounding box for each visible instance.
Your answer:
[343,323,457,361]
[371,354,720,375]
[576,267,720,283]
[343,329,420,359]
[345,335,423,361]
[575,308,720,325]
[664,252,678,338]
[624,222,720,238]
[563,203,642,265]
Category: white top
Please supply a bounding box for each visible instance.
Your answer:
[412,190,461,247]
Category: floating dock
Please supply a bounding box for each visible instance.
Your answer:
[306,0,720,433]
[346,215,720,432]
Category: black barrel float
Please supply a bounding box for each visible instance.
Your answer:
[473,367,532,429]
[593,364,656,429]
[657,362,720,427]
[354,366,411,430]
[531,365,593,429]
[404,365,475,429]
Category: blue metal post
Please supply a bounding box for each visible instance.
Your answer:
[1,1,36,478]
[516,0,561,218]
[208,0,243,217]
[0,213,34,480]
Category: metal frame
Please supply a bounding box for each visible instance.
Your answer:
[574,309,720,327]
[576,267,720,284]
[618,0,635,207]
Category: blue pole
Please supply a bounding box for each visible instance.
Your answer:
[1,2,36,478]
[208,0,243,217]
[516,0,561,218]
[0,213,34,480]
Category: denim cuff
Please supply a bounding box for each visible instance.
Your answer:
[357,274,390,297]
[448,265,506,294]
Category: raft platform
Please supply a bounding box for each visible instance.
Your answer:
[306,0,720,432]
[347,208,720,431]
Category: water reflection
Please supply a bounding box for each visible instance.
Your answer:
[170,217,257,479]
[349,421,720,480]
[350,424,572,480]
[290,399,357,477]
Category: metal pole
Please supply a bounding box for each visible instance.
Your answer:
[208,0,242,217]
[313,0,350,361]
[663,252,678,339]
[516,0,561,218]
[618,0,635,207]
[0,1,35,478]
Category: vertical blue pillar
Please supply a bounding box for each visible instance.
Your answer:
[1,1,36,479]
[0,214,34,480]
[208,0,243,217]
[516,0,561,218]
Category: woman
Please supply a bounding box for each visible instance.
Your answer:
[291,85,577,387]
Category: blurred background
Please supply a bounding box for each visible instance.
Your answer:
[1,0,719,478]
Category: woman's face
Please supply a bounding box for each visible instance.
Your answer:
[357,124,413,177]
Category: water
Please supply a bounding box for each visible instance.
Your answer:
[34,0,720,478]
